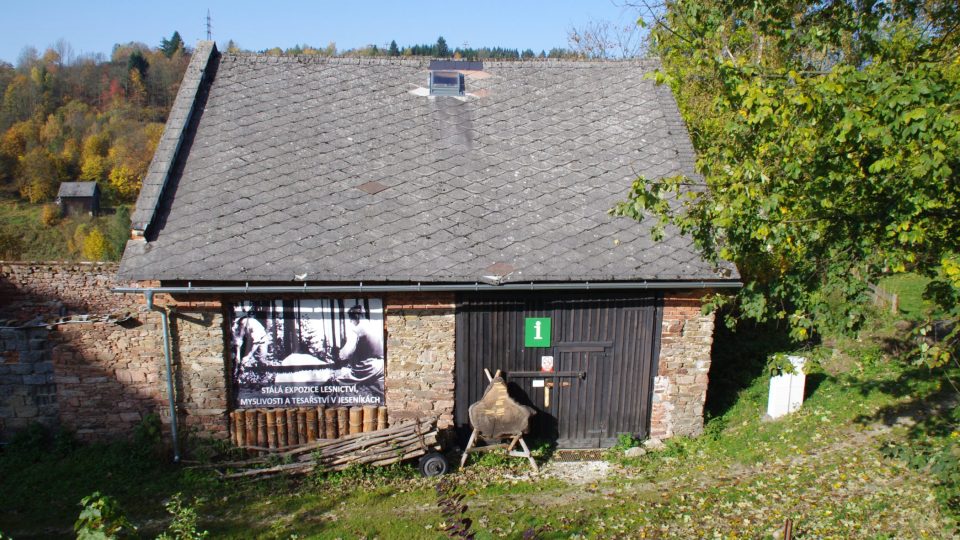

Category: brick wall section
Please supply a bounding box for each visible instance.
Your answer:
[650,292,716,439]
[383,293,456,429]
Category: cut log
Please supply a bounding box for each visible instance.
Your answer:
[257,410,268,448]
[286,409,298,446]
[324,407,337,439]
[265,409,277,449]
[306,408,318,442]
[236,411,247,447]
[337,407,348,438]
[297,408,308,442]
[362,405,377,432]
[244,409,257,447]
[275,408,288,448]
[468,375,536,439]
[349,407,363,435]
[377,406,388,430]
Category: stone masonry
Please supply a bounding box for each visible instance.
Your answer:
[383,293,456,429]
[2,262,718,445]
[650,292,716,439]
[0,262,228,442]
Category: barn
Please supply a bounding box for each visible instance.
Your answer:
[116,42,739,451]
[56,181,100,217]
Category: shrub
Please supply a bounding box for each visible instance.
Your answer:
[40,203,60,226]
[156,493,209,540]
[74,491,136,539]
[81,227,108,260]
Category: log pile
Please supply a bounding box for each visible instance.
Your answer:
[220,418,438,479]
[229,405,389,451]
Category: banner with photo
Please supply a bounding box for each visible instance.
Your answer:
[230,298,385,408]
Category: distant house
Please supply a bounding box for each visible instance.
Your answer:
[56,182,100,217]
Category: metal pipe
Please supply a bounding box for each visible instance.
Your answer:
[146,291,181,463]
[113,279,741,296]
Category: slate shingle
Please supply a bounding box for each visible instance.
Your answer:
[120,52,738,283]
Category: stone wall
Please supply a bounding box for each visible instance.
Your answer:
[0,326,57,437]
[2,261,719,445]
[0,262,229,443]
[650,292,716,439]
[383,293,456,429]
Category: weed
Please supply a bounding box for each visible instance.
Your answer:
[74,491,137,539]
[156,492,209,540]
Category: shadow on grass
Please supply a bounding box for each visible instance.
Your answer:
[704,316,796,419]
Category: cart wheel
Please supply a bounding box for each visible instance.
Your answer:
[418,452,449,477]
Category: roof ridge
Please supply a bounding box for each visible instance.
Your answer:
[220,53,662,69]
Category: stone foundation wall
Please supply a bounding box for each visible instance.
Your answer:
[383,293,456,429]
[0,262,229,443]
[650,292,716,439]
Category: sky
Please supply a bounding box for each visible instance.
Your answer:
[1,0,642,64]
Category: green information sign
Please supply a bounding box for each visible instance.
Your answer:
[524,317,551,347]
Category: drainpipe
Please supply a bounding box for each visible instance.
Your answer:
[145,290,180,463]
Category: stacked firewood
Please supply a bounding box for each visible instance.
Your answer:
[229,405,388,451]
[220,418,438,479]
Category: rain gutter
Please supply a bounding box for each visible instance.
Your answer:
[145,290,181,463]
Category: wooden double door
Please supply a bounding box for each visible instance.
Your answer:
[454,292,662,448]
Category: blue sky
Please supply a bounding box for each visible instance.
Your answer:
[1,0,641,64]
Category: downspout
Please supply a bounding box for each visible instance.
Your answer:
[145,290,180,463]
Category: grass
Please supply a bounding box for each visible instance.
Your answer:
[2,313,958,538]
[879,272,944,320]
[0,195,128,261]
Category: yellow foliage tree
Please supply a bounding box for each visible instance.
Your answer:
[108,164,139,200]
[18,147,58,203]
[81,227,108,260]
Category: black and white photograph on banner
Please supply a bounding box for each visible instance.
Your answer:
[230,298,385,408]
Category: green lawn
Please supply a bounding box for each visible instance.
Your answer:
[879,273,943,320]
[2,319,957,539]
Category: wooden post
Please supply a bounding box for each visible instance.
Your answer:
[324,407,337,439]
[377,406,388,430]
[275,408,287,448]
[297,408,308,443]
[236,410,247,447]
[362,405,377,433]
[257,410,268,448]
[244,409,257,446]
[349,406,363,435]
[265,409,277,449]
[286,409,299,446]
[306,408,318,442]
[337,407,349,438]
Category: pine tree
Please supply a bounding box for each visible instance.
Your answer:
[436,36,449,57]
[388,40,400,57]
[159,31,184,58]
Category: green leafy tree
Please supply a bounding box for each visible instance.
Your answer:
[617,1,960,360]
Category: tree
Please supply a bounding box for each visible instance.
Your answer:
[18,147,59,202]
[389,40,400,57]
[616,1,960,362]
[160,31,184,58]
[436,36,449,57]
[127,50,148,80]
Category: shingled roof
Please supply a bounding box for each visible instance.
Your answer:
[119,42,738,285]
[57,182,99,198]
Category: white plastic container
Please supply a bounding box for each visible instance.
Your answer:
[766,356,806,419]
